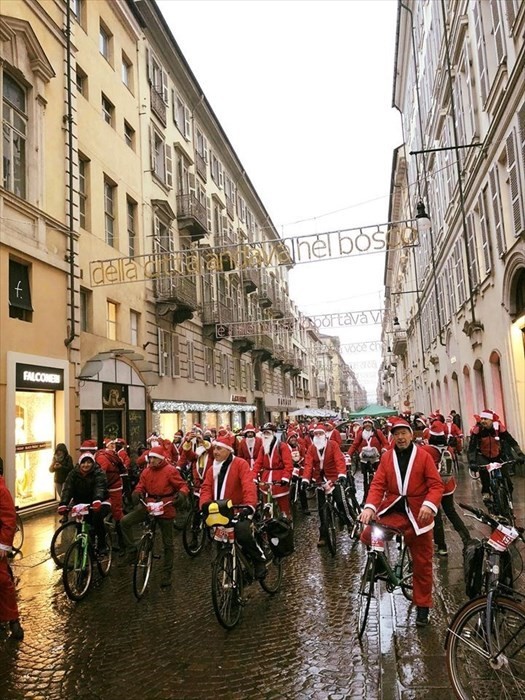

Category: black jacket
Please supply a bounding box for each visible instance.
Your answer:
[49,444,74,485]
[60,465,108,506]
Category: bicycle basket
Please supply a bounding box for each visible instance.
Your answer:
[463,538,484,598]
[203,499,234,528]
[360,447,379,461]
[264,515,294,558]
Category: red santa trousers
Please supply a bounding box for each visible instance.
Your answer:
[0,558,19,622]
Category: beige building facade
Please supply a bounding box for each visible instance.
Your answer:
[382,0,525,443]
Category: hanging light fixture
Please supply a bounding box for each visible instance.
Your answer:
[415,200,431,235]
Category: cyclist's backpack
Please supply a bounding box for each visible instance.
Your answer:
[265,515,294,558]
[438,448,454,477]
[463,538,484,598]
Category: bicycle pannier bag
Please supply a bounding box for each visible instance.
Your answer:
[463,538,483,598]
[265,515,294,558]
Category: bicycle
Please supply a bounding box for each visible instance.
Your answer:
[356,521,413,639]
[182,491,208,557]
[10,508,24,555]
[205,500,283,629]
[314,477,360,556]
[477,461,516,524]
[445,502,525,699]
[62,503,113,601]
[358,447,380,504]
[50,517,77,567]
[133,499,172,600]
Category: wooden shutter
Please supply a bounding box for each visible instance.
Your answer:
[165,144,173,188]
[171,333,180,377]
[473,1,489,104]
[505,129,524,236]
[489,0,506,65]
[466,213,480,289]
[488,166,506,256]
[478,187,492,275]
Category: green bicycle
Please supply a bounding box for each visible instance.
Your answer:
[62,503,113,601]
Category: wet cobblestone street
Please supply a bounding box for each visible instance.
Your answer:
[2,468,524,700]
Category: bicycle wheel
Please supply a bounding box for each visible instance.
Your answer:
[258,534,283,595]
[50,521,77,567]
[63,539,93,601]
[96,532,113,577]
[399,543,413,601]
[182,511,206,557]
[358,552,376,639]
[211,548,243,629]
[323,503,337,557]
[13,512,24,551]
[446,595,525,699]
[133,534,154,600]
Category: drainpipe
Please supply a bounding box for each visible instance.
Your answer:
[64,0,76,347]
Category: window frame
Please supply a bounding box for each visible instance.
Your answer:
[104,177,116,247]
[106,300,118,340]
[2,72,27,199]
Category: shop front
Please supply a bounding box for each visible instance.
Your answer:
[5,353,70,509]
[266,396,293,426]
[152,399,256,437]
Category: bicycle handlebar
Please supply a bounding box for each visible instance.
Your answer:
[459,502,524,538]
[258,479,286,487]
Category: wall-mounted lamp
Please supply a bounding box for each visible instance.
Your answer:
[142,341,151,350]
[393,317,400,326]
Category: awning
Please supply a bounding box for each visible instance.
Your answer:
[9,260,33,311]
[153,400,256,413]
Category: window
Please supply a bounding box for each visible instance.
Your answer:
[9,259,32,321]
[205,347,215,384]
[210,151,224,189]
[158,328,171,376]
[99,23,111,62]
[124,121,135,150]
[173,92,191,139]
[2,73,27,198]
[221,353,229,386]
[127,197,136,256]
[76,65,87,97]
[107,301,117,340]
[187,341,195,380]
[478,186,493,275]
[78,155,89,230]
[195,126,208,161]
[488,165,506,256]
[453,240,467,308]
[171,334,180,377]
[80,289,89,332]
[104,178,116,247]
[465,214,480,289]
[71,0,84,23]
[505,129,524,237]
[101,94,114,126]
[130,311,139,345]
[150,126,172,187]
[148,51,169,104]
[121,53,132,90]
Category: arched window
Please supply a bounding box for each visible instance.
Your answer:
[473,359,487,412]
[489,351,506,423]
[463,366,474,427]
[443,376,451,414]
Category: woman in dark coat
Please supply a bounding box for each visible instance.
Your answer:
[49,443,74,498]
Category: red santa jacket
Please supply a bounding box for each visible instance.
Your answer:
[117,447,131,471]
[287,441,307,479]
[348,428,388,457]
[0,476,16,553]
[134,461,189,519]
[364,445,444,535]
[237,436,263,470]
[302,440,347,484]
[420,444,456,496]
[327,429,342,445]
[199,455,257,509]
[254,439,294,498]
[95,449,125,491]
[177,439,212,494]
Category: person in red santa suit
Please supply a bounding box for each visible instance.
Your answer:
[200,437,267,579]
[120,447,189,588]
[420,422,470,555]
[444,415,463,454]
[94,439,127,549]
[169,430,184,464]
[177,428,212,481]
[237,424,263,470]
[285,431,310,515]
[325,420,342,446]
[253,423,294,519]
[0,474,24,640]
[302,424,350,545]
[358,418,444,627]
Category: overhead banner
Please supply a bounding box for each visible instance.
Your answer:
[89,220,419,287]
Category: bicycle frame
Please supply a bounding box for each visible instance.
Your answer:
[369,526,410,591]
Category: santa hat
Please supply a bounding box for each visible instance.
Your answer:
[193,424,203,434]
[80,439,98,451]
[287,431,299,441]
[480,410,499,422]
[148,447,165,460]
[212,435,235,452]
[243,424,256,435]
[414,417,426,426]
[390,417,413,434]
[445,415,453,422]
[174,430,183,437]
[79,452,95,464]
[362,417,374,425]
[429,421,446,436]
[312,424,327,433]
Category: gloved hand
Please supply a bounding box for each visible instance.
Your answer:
[91,500,102,512]
[131,491,141,506]
[291,474,300,484]
[337,476,347,487]
[58,505,68,515]
[239,506,254,520]
[301,479,310,491]
[173,492,188,510]
[281,478,289,486]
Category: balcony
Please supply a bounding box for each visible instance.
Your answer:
[270,342,286,368]
[201,301,234,335]
[242,267,259,293]
[195,151,207,181]
[392,329,407,356]
[295,387,304,398]
[176,193,208,241]
[272,296,286,319]
[150,87,166,126]
[251,333,273,362]
[154,273,198,323]
[258,274,274,308]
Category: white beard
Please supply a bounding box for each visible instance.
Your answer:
[313,436,327,450]
[262,436,274,455]
[362,429,373,440]
[246,437,255,449]
[195,445,206,457]
[212,459,224,477]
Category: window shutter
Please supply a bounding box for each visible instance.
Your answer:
[146,48,152,84]
[518,102,525,176]
[206,196,212,232]
[505,129,524,237]
[218,161,223,189]
[158,328,166,376]
[473,1,489,104]
[172,333,180,377]
[478,187,492,275]
[466,213,480,289]
[164,144,173,188]
[184,105,191,139]
[505,0,518,29]
[488,166,506,256]
[489,0,506,65]
[149,125,156,171]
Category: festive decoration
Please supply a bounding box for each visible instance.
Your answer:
[152,400,257,413]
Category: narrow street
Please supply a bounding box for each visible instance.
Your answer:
[2,467,523,700]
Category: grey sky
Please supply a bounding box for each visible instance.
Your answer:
[158,0,402,402]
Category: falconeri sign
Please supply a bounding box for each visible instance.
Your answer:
[89,221,419,287]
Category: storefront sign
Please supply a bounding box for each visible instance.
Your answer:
[15,440,53,453]
[231,395,248,403]
[278,398,292,407]
[16,364,64,390]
